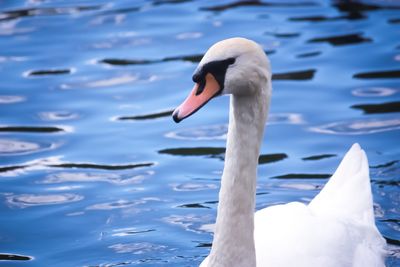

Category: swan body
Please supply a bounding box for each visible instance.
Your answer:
[173,37,386,267]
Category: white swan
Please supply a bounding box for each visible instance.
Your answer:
[172,37,386,267]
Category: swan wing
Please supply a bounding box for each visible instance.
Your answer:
[309,143,375,225]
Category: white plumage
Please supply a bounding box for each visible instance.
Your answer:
[173,37,386,267]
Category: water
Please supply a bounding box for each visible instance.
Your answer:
[0,0,399,266]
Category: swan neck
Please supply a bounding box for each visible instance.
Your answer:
[208,91,268,267]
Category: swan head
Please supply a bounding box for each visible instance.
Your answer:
[173,37,271,123]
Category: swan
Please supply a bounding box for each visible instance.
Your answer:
[172,37,386,267]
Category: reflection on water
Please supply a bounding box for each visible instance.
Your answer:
[38,111,79,121]
[109,242,167,254]
[310,118,400,135]
[0,138,53,155]
[0,0,399,266]
[5,193,83,208]
[0,95,25,104]
[352,87,398,97]
[41,171,153,185]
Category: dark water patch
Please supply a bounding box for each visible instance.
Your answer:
[49,162,154,171]
[289,2,388,22]
[153,0,194,6]
[100,54,203,66]
[0,5,102,21]
[296,51,321,58]
[381,218,400,224]
[178,203,210,209]
[308,33,371,46]
[332,2,382,20]
[384,236,400,246]
[25,69,72,76]
[265,31,300,38]
[204,200,218,205]
[272,173,331,179]
[0,164,27,173]
[100,6,140,15]
[353,70,400,79]
[160,147,287,164]
[302,154,336,161]
[200,1,317,12]
[289,15,339,22]
[159,147,225,157]
[371,160,399,169]
[258,153,287,164]
[0,253,33,261]
[351,101,400,114]
[0,126,65,133]
[100,58,156,65]
[389,18,400,24]
[118,110,173,121]
[375,180,400,187]
[310,118,400,135]
[272,69,315,80]
[196,242,212,248]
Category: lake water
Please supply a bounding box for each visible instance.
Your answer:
[0,0,399,266]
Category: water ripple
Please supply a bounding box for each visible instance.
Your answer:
[352,87,398,97]
[38,111,79,121]
[0,5,102,21]
[41,171,153,185]
[310,118,400,135]
[171,183,217,192]
[163,214,213,233]
[166,114,303,140]
[61,74,137,89]
[0,95,25,104]
[109,242,166,254]
[5,193,83,208]
[0,138,54,155]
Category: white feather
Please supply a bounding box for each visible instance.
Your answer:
[182,38,387,267]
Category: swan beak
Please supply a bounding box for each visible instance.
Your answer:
[173,73,221,123]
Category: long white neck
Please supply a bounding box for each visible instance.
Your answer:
[208,88,269,267]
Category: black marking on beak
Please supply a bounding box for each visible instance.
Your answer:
[192,57,236,95]
[172,109,182,123]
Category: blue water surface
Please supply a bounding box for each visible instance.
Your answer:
[0,0,399,266]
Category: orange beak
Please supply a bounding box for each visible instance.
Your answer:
[173,73,221,123]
